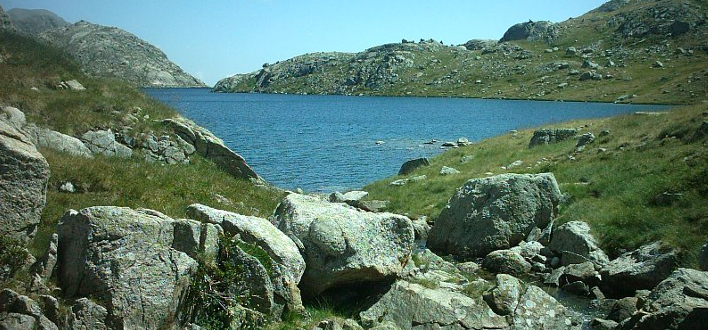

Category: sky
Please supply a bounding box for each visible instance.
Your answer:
[1,0,608,86]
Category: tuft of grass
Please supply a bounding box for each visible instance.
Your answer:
[365,104,708,266]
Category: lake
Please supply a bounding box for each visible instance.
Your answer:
[144,88,667,192]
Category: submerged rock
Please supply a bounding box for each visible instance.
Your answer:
[428,173,562,259]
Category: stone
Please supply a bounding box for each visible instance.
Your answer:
[550,221,608,266]
[439,166,460,175]
[544,266,566,286]
[457,137,469,146]
[0,106,26,131]
[398,157,430,175]
[652,61,663,68]
[0,289,57,330]
[562,262,600,287]
[566,47,578,56]
[589,318,619,330]
[38,295,59,325]
[700,241,708,271]
[607,297,639,322]
[529,128,578,147]
[350,200,389,212]
[617,268,708,330]
[23,125,93,158]
[482,249,532,276]
[271,193,415,296]
[600,242,679,297]
[457,261,480,275]
[428,173,562,259]
[56,207,199,329]
[580,71,603,81]
[222,241,276,315]
[81,129,132,158]
[342,190,368,202]
[510,240,544,260]
[410,217,430,241]
[328,191,346,203]
[64,79,86,91]
[186,203,305,314]
[32,233,58,281]
[68,298,108,330]
[0,120,50,243]
[562,281,590,296]
[575,132,596,152]
[163,117,259,180]
[359,280,508,330]
[0,313,36,329]
[484,274,522,315]
[500,20,559,43]
[513,285,580,329]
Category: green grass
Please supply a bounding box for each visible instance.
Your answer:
[365,104,708,265]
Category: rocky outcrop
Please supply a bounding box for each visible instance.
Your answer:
[600,242,679,297]
[398,157,430,175]
[428,173,562,259]
[186,204,305,314]
[24,124,93,158]
[56,206,204,329]
[609,0,706,39]
[40,21,205,87]
[163,117,259,180]
[0,119,49,243]
[549,221,609,266]
[618,268,708,330]
[0,289,58,330]
[271,193,415,296]
[81,129,132,158]
[529,128,578,147]
[7,8,69,36]
[500,21,560,43]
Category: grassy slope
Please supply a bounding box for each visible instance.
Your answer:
[0,32,283,255]
[364,104,708,264]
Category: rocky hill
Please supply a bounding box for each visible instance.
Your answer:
[214,0,708,105]
[7,8,69,36]
[0,5,14,32]
[39,21,206,88]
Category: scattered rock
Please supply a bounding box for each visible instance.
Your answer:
[0,120,50,243]
[428,173,562,259]
[607,297,639,322]
[549,221,609,266]
[600,242,679,297]
[483,249,532,276]
[575,132,596,152]
[56,79,86,91]
[271,194,415,296]
[81,129,132,158]
[580,71,603,81]
[389,175,426,186]
[342,190,369,202]
[68,297,108,330]
[529,128,578,147]
[457,137,470,146]
[652,61,663,68]
[398,157,430,175]
[484,274,522,315]
[439,166,460,175]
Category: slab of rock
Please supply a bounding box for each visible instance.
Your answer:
[600,242,679,297]
[56,206,199,329]
[0,106,26,131]
[271,194,414,295]
[549,221,609,266]
[428,173,562,259]
[186,203,305,314]
[529,128,577,147]
[0,120,50,243]
[81,129,132,158]
[24,124,93,158]
[484,274,522,315]
[398,157,430,175]
[163,117,258,180]
[617,268,708,330]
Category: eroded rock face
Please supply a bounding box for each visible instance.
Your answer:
[40,21,205,87]
[56,207,200,329]
[600,242,679,297]
[618,268,708,330]
[271,193,415,296]
[428,173,562,259]
[0,120,50,243]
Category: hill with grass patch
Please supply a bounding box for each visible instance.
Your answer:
[214,0,708,105]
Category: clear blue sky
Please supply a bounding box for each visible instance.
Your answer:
[1,0,608,85]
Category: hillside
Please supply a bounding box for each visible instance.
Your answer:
[7,8,69,36]
[214,0,708,105]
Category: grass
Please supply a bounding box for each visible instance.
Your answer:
[365,104,708,265]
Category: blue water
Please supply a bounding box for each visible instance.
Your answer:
[144,88,667,192]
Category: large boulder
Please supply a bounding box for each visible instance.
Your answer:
[163,117,259,180]
[549,221,609,266]
[600,242,679,297]
[482,249,532,276]
[428,173,562,259]
[56,206,202,329]
[81,129,132,158]
[617,268,708,330]
[24,124,93,158]
[0,106,26,131]
[271,193,415,296]
[529,128,577,147]
[500,21,559,43]
[0,119,50,243]
[186,204,305,314]
[398,157,430,175]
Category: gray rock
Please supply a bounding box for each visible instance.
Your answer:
[349,200,389,212]
[483,249,532,276]
[0,289,57,330]
[0,106,26,131]
[328,191,346,203]
[410,217,430,241]
[484,274,522,315]
[617,268,708,330]
[0,313,36,329]
[342,190,368,202]
[575,132,596,152]
[40,21,205,87]
[566,47,578,56]
[529,128,578,147]
[580,71,603,81]
[562,262,601,286]
[590,318,619,330]
[32,233,58,282]
[171,219,220,260]
[68,298,108,330]
[398,157,430,175]
[0,120,50,243]
[359,280,508,330]
[549,221,609,266]
[600,242,679,297]
[63,79,86,91]
[700,241,708,271]
[186,204,305,314]
[428,173,562,259]
[223,241,276,315]
[24,124,93,158]
[457,261,480,275]
[163,117,259,180]
[510,240,545,260]
[38,295,59,325]
[607,297,639,322]
[389,175,426,186]
[500,20,559,43]
[652,61,663,68]
[271,193,415,296]
[56,207,199,329]
[81,129,132,158]
[439,166,460,175]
